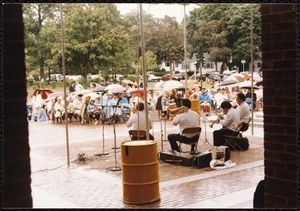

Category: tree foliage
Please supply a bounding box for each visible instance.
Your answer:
[187,4,261,72]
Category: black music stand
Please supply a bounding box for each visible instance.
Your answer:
[110,105,121,171]
[95,107,109,156]
[199,111,213,150]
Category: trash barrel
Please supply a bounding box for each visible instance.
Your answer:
[121,140,160,204]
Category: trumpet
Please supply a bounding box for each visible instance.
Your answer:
[209,114,224,128]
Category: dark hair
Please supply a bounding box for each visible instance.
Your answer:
[237,92,246,101]
[220,101,232,109]
[182,99,191,109]
[137,102,144,111]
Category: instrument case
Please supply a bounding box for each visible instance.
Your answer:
[159,150,193,166]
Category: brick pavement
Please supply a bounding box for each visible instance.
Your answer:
[29,117,264,209]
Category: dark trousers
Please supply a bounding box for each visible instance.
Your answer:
[131,133,154,141]
[168,133,199,152]
[213,128,239,146]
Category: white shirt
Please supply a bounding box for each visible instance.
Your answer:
[172,109,199,138]
[126,111,152,131]
[220,108,240,131]
[237,101,250,123]
[214,93,226,108]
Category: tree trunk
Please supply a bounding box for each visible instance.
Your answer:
[39,60,45,80]
[84,62,88,89]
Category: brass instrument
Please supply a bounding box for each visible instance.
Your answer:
[168,106,189,118]
[209,114,224,128]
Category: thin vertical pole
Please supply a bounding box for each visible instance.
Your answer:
[139,4,150,141]
[250,5,254,135]
[60,4,70,166]
[184,4,188,96]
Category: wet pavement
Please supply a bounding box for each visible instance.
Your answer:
[29,111,264,208]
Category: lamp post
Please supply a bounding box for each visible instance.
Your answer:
[183,3,188,96]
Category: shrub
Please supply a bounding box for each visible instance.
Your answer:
[50,81,56,89]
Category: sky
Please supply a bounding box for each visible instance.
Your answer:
[115,3,199,23]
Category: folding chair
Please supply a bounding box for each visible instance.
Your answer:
[128,130,147,141]
[224,116,252,153]
[178,127,202,154]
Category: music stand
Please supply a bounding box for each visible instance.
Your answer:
[95,108,109,156]
[110,105,121,171]
[199,111,213,149]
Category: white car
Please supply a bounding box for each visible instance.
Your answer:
[147,74,161,82]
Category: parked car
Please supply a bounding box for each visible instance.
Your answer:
[205,72,223,81]
[147,73,161,82]
[161,74,181,81]
[46,74,63,82]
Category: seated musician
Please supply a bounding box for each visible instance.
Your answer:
[236,92,251,130]
[167,99,200,153]
[126,102,154,140]
[213,101,240,146]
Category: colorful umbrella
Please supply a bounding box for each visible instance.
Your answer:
[130,88,144,95]
[48,92,64,99]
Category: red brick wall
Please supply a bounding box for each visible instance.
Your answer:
[261,4,297,208]
[3,4,33,207]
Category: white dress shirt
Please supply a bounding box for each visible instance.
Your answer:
[220,108,240,131]
[237,101,250,123]
[172,109,199,138]
[126,111,152,131]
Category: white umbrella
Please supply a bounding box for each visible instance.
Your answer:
[223,70,232,75]
[83,92,100,100]
[239,81,259,89]
[163,80,183,92]
[75,89,93,96]
[105,84,124,91]
[154,81,165,89]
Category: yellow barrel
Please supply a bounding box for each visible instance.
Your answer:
[121,140,160,204]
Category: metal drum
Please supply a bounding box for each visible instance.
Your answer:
[190,99,201,115]
[121,140,160,204]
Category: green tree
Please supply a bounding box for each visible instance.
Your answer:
[62,4,130,87]
[187,4,261,72]
[23,4,59,80]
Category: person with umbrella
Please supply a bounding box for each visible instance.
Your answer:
[245,89,257,111]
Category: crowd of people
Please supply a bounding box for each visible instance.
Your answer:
[27,80,261,153]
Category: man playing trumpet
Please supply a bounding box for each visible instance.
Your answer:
[213,101,240,146]
[168,99,200,153]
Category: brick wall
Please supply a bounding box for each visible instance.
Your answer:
[261,4,297,208]
[3,4,33,207]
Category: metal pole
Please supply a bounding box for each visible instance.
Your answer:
[250,5,254,135]
[60,4,70,166]
[200,60,203,88]
[139,4,150,141]
[183,4,188,97]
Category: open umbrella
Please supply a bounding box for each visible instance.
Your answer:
[75,89,93,96]
[223,70,232,75]
[48,92,64,99]
[219,78,237,86]
[105,84,124,91]
[154,81,164,89]
[239,81,259,89]
[39,89,54,99]
[176,86,187,91]
[92,86,106,92]
[163,80,183,92]
[110,87,124,94]
[83,92,100,100]
[130,88,144,96]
